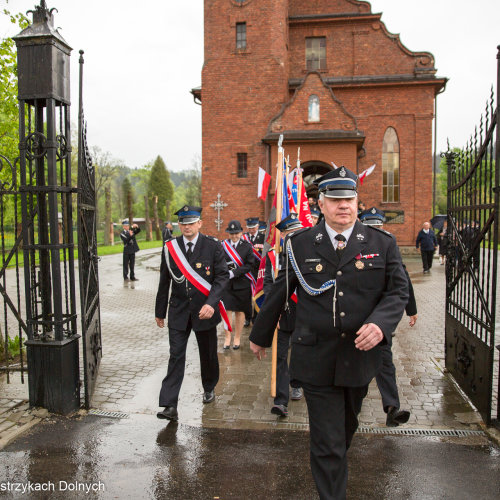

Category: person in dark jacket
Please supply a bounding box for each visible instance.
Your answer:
[120,219,140,281]
[263,213,304,418]
[155,206,229,421]
[221,220,256,350]
[416,221,437,273]
[250,167,408,500]
[360,207,416,426]
[437,221,448,265]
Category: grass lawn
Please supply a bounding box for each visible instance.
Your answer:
[2,239,165,269]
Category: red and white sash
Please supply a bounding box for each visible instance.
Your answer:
[222,239,258,294]
[267,249,298,304]
[165,239,232,332]
[242,233,263,262]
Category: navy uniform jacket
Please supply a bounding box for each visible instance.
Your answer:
[120,227,140,254]
[155,234,229,332]
[263,250,296,332]
[224,239,256,292]
[250,219,409,388]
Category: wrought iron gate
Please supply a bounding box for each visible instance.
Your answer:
[444,47,500,427]
[77,51,102,409]
[0,155,27,382]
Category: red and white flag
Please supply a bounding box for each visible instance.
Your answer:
[358,164,376,185]
[257,167,271,201]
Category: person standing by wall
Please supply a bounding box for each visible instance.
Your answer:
[416,221,437,273]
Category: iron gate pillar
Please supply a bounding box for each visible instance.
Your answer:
[14,1,80,415]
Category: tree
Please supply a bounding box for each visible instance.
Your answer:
[184,154,202,206]
[148,155,174,221]
[121,177,133,221]
[0,7,28,166]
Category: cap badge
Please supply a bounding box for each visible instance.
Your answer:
[355,260,365,270]
[371,208,376,214]
[291,213,297,219]
[339,167,346,177]
[183,206,188,211]
[356,233,364,240]
[315,263,323,272]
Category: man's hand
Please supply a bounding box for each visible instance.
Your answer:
[250,341,266,360]
[355,323,383,351]
[409,314,417,327]
[155,318,165,328]
[199,304,215,320]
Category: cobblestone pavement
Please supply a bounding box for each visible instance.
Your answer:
[0,249,492,445]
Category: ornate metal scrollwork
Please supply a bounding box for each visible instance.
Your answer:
[24,131,48,160]
[0,155,19,192]
[56,134,69,160]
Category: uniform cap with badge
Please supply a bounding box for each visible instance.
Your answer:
[275,212,303,232]
[258,220,267,232]
[175,205,202,224]
[225,219,243,234]
[313,166,358,198]
[310,207,321,219]
[122,219,130,225]
[359,207,385,226]
[245,217,259,228]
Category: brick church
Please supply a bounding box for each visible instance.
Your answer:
[191,0,447,245]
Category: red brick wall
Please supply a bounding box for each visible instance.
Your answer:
[202,0,289,237]
[200,0,440,246]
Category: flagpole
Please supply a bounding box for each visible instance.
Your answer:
[296,147,302,217]
[271,134,284,398]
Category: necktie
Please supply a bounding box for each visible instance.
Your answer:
[335,234,346,259]
[186,242,193,260]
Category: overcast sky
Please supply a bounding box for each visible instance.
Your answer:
[1,0,499,171]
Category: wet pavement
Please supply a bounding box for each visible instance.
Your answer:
[1,249,499,498]
[1,414,499,499]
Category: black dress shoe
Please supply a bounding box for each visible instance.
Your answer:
[244,320,250,327]
[386,406,410,427]
[223,345,230,350]
[157,406,178,421]
[271,404,288,417]
[203,390,215,404]
[130,277,139,281]
[232,344,240,350]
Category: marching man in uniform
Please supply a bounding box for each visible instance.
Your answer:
[250,167,408,500]
[155,206,229,421]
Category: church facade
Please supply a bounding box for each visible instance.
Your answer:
[192,0,447,245]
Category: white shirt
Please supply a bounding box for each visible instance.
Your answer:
[324,222,355,249]
[183,233,199,251]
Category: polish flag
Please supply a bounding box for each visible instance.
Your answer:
[258,167,271,201]
[358,164,376,185]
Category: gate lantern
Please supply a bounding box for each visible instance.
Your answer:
[13,1,80,414]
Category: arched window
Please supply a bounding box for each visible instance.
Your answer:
[308,95,320,122]
[382,127,400,203]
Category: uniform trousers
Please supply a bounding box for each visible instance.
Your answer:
[302,383,368,500]
[375,344,399,412]
[159,319,219,408]
[275,329,292,406]
[420,250,434,271]
[123,253,136,279]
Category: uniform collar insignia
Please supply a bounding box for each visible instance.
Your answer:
[356,233,364,240]
[315,232,323,243]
